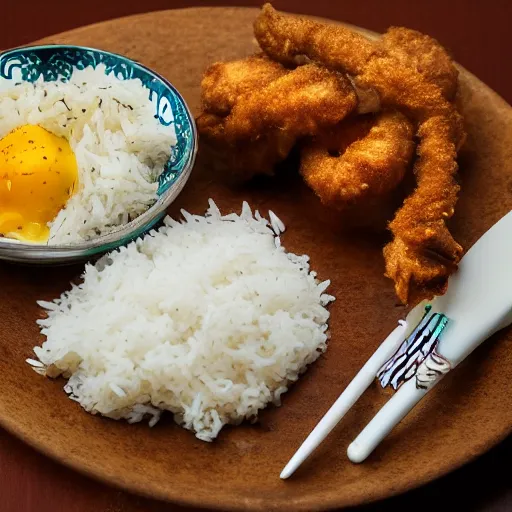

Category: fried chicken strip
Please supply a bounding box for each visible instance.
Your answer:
[254,4,458,99]
[201,54,288,116]
[359,59,464,300]
[384,116,463,302]
[355,56,464,141]
[253,5,464,149]
[253,4,374,75]
[223,63,357,141]
[301,111,415,208]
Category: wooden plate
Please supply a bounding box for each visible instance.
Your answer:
[0,8,511,511]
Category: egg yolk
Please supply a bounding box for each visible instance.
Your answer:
[0,125,78,243]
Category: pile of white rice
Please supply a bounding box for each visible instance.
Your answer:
[28,201,334,441]
[0,64,176,244]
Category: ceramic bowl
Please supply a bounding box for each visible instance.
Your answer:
[0,45,197,264]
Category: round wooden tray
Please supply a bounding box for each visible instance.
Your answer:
[0,8,511,511]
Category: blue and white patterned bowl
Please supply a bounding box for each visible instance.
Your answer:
[0,45,197,264]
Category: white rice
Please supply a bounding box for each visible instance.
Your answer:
[29,201,335,441]
[0,65,176,244]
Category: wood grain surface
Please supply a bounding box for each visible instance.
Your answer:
[1,2,511,512]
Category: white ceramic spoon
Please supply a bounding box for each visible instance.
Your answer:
[281,210,512,479]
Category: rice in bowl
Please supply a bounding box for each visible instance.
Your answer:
[0,64,176,245]
[28,201,335,441]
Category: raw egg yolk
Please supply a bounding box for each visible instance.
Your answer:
[0,125,78,243]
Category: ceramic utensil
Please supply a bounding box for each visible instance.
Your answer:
[281,210,512,478]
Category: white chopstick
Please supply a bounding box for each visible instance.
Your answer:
[280,321,407,479]
[347,377,427,463]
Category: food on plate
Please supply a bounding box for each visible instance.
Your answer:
[28,200,334,441]
[201,54,288,116]
[0,125,78,243]
[0,65,176,245]
[377,27,458,100]
[198,111,296,178]
[254,4,374,76]
[222,64,356,140]
[254,5,458,100]
[300,111,415,208]
[198,54,294,176]
[198,3,465,303]
[254,4,465,302]
[198,60,357,179]
[384,116,463,302]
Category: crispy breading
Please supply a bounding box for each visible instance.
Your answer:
[201,54,288,116]
[197,112,296,178]
[384,116,463,302]
[356,56,464,143]
[223,63,357,141]
[254,5,458,101]
[255,6,462,132]
[253,3,374,76]
[197,62,357,178]
[378,27,458,100]
[196,112,227,142]
[301,111,415,208]
[198,55,295,177]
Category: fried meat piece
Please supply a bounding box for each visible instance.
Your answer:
[300,111,415,208]
[201,54,288,116]
[378,27,458,100]
[253,3,374,76]
[223,63,357,141]
[384,116,463,302]
[198,62,357,178]
[254,4,458,100]
[197,112,296,178]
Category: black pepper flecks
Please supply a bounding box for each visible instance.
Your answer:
[60,99,71,111]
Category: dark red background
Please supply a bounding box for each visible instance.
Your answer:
[1,1,511,511]
[2,0,511,104]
